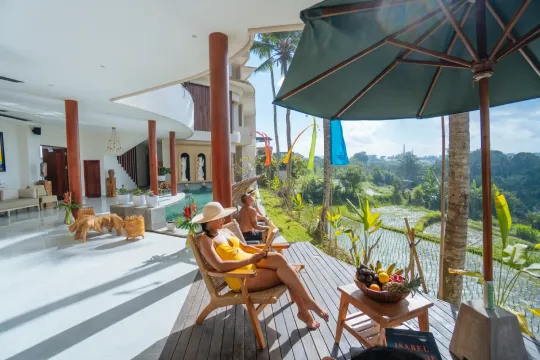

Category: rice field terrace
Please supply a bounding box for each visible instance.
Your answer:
[337,206,540,337]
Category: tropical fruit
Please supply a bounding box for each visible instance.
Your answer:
[378,272,390,284]
[382,277,422,295]
[369,284,381,291]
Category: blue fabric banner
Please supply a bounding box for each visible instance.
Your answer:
[330,120,349,166]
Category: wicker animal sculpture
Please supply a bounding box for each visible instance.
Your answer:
[68,214,125,242]
[78,207,96,218]
[97,214,124,235]
[68,215,105,242]
[124,215,145,240]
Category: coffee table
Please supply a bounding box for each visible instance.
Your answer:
[335,283,433,348]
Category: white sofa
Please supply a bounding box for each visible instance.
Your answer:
[30,185,59,209]
[0,188,40,217]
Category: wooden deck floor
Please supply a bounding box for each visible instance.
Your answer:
[160,242,540,360]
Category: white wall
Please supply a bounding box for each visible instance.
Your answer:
[0,119,147,196]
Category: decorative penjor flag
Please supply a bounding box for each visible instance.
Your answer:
[330,120,349,166]
[307,117,317,171]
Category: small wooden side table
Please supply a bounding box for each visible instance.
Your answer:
[335,283,433,348]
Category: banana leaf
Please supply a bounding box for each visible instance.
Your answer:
[493,185,512,248]
[523,263,540,278]
[502,244,528,266]
[448,268,485,284]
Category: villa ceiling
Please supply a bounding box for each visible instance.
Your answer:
[0,0,315,137]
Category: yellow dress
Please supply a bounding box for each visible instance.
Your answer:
[213,236,255,292]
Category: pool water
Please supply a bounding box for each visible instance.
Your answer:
[165,189,213,222]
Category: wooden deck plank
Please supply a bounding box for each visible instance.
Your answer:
[263,304,282,360]
[244,306,258,360]
[161,242,540,360]
[283,250,330,360]
[220,305,236,360]
[159,273,203,360]
[276,290,308,360]
[288,243,354,359]
[207,305,227,360]
[271,300,295,360]
[170,275,208,360]
[185,285,212,360]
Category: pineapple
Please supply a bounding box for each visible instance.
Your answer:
[382,277,422,295]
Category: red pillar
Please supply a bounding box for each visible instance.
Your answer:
[209,32,232,207]
[148,120,158,195]
[169,131,177,196]
[65,100,82,218]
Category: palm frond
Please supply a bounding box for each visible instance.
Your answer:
[254,57,274,74]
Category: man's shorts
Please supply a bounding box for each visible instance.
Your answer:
[242,230,263,242]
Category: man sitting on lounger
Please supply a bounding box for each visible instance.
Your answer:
[239,192,269,242]
[246,188,269,225]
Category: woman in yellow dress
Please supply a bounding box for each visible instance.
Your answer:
[193,202,328,329]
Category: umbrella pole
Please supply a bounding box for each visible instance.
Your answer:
[476,0,494,310]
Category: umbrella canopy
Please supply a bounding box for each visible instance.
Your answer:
[274,0,540,308]
[274,0,540,120]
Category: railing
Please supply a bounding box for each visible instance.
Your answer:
[117,147,138,185]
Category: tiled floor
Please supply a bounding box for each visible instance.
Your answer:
[0,197,198,360]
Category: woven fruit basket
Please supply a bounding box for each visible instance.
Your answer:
[125,215,145,240]
[354,276,410,303]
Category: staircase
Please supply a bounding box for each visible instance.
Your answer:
[117,147,138,185]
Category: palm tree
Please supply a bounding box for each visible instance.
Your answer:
[441,112,470,305]
[250,31,302,190]
[319,118,331,236]
[250,34,280,162]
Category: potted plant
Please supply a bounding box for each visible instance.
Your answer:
[145,189,159,208]
[132,188,146,207]
[158,167,170,182]
[117,185,131,205]
[166,220,176,231]
[56,192,81,225]
[175,197,199,236]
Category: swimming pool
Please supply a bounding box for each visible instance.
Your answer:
[165,189,213,222]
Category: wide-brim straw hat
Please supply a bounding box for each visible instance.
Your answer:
[191,202,236,224]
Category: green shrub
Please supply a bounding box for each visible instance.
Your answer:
[513,224,539,243]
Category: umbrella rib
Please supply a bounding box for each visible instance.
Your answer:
[435,0,479,62]
[386,38,471,67]
[334,2,468,119]
[320,0,424,18]
[487,1,540,77]
[396,59,469,68]
[488,0,530,62]
[495,24,540,62]
[417,2,473,118]
[278,0,467,102]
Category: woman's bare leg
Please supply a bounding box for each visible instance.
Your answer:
[246,269,320,329]
[256,253,328,321]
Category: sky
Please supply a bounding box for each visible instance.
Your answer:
[246,57,540,158]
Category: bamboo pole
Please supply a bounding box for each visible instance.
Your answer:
[438,116,446,298]
[404,218,428,293]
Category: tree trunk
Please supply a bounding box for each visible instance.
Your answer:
[442,112,470,306]
[281,58,292,192]
[269,66,280,162]
[286,108,292,189]
[319,118,332,237]
[438,116,446,298]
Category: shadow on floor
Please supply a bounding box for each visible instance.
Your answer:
[0,248,193,335]
[5,270,198,360]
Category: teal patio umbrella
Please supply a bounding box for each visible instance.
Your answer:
[274,0,540,308]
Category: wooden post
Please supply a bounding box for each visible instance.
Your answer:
[476,0,494,308]
[65,100,82,218]
[404,218,428,293]
[169,131,177,196]
[148,120,158,195]
[438,116,446,298]
[209,32,232,207]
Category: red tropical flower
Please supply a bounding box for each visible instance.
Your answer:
[183,204,192,220]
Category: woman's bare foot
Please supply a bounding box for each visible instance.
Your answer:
[305,299,329,321]
[297,310,320,330]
